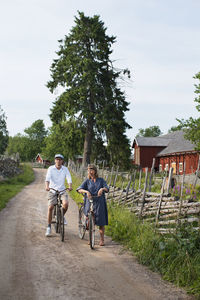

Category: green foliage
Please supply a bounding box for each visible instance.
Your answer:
[106,205,200,297]
[6,120,48,161]
[6,134,32,161]
[47,11,131,166]
[177,72,200,150]
[0,106,9,154]
[42,119,85,161]
[0,163,34,210]
[107,133,132,169]
[136,125,162,137]
[168,124,183,133]
[24,119,47,142]
[67,172,83,205]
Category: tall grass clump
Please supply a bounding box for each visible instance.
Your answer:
[106,204,200,297]
[0,163,35,211]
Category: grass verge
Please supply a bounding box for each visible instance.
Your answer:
[106,203,200,298]
[0,163,35,211]
[68,173,83,206]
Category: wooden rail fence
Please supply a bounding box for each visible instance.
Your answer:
[69,160,200,235]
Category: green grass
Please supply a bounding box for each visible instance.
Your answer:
[68,172,83,206]
[106,204,200,298]
[0,163,35,211]
[69,171,200,298]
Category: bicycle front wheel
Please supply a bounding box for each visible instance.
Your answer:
[60,208,65,242]
[78,206,86,239]
[55,205,59,233]
[89,213,95,249]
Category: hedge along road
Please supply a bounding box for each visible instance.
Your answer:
[0,169,195,300]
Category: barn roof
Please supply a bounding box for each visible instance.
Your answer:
[157,131,196,156]
[133,136,169,147]
[132,131,197,156]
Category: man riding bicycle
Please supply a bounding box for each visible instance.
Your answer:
[45,154,72,237]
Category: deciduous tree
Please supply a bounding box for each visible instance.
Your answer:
[178,72,200,149]
[136,125,162,137]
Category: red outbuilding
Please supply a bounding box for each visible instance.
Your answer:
[132,131,199,175]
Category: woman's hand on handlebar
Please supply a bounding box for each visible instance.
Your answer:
[97,188,105,196]
[87,191,92,199]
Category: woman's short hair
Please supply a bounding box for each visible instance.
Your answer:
[87,164,98,178]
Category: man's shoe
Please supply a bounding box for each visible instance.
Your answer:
[45,227,51,236]
[64,217,67,225]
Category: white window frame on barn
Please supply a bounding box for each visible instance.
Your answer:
[179,162,183,173]
[159,164,162,172]
[165,164,169,171]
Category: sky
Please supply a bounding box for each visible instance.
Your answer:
[1,0,200,144]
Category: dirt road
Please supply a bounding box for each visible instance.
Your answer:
[0,169,195,300]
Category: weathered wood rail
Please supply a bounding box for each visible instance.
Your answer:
[106,185,200,234]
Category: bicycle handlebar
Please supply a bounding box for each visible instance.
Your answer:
[49,188,71,193]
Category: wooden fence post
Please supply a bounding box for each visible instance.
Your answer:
[148,158,155,192]
[112,165,119,198]
[101,160,105,178]
[108,166,114,187]
[166,167,173,194]
[107,166,114,201]
[139,167,148,218]
[138,168,142,191]
[156,175,167,225]
[194,155,200,188]
[125,172,133,202]
[131,169,137,192]
[178,162,186,220]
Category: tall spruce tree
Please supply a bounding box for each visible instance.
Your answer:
[47,12,131,166]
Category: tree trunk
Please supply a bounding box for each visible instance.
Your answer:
[82,118,94,167]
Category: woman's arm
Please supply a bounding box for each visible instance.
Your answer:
[77,188,92,199]
[97,187,108,196]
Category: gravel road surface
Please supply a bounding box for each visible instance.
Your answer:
[0,169,195,300]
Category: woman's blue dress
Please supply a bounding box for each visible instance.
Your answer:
[77,178,109,226]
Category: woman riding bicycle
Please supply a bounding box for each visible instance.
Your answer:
[77,164,109,246]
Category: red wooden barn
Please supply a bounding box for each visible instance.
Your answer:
[35,153,51,166]
[132,131,199,175]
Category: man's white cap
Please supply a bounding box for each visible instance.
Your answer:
[54,154,64,159]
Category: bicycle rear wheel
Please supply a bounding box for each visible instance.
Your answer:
[89,213,95,249]
[78,206,86,239]
[60,208,64,242]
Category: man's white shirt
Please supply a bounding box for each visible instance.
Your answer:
[46,165,72,192]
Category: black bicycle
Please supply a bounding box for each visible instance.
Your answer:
[78,195,99,249]
[50,188,69,242]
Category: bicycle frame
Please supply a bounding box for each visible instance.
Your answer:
[50,188,68,242]
[78,194,100,249]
